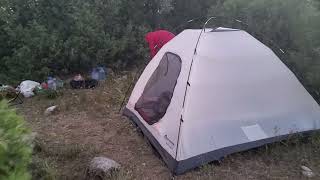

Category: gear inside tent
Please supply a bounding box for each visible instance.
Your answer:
[123,27,320,174]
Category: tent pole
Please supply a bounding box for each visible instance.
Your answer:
[118,63,147,113]
[175,116,183,161]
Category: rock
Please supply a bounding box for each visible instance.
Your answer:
[122,75,128,80]
[86,157,120,179]
[44,106,58,116]
[302,171,315,178]
[301,166,312,172]
[301,166,315,178]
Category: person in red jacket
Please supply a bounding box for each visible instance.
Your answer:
[145,30,175,59]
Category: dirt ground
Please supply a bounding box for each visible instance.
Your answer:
[16,73,320,180]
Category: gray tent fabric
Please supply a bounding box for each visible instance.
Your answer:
[123,28,320,174]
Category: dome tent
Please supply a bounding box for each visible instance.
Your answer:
[123,28,320,174]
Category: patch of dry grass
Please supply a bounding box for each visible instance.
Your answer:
[179,133,320,180]
[30,156,57,180]
[17,72,320,180]
[34,139,97,160]
[32,135,104,180]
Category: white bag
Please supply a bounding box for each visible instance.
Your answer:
[18,80,40,98]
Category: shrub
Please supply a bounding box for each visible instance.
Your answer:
[0,101,33,180]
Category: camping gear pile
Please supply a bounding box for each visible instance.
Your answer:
[91,67,107,81]
[41,77,64,91]
[2,66,108,105]
[0,84,17,100]
[70,74,98,89]
[124,27,320,174]
[70,67,106,89]
[35,77,64,99]
[0,84,23,105]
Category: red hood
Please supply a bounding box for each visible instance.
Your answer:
[145,30,175,58]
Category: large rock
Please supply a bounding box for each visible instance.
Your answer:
[86,157,120,179]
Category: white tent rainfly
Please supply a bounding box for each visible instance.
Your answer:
[123,27,320,174]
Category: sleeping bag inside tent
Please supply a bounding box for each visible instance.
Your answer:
[123,28,320,174]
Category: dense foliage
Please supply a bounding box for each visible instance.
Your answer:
[0,0,151,84]
[0,101,33,180]
[0,0,320,100]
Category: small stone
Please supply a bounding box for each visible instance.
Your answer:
[302,171,315,178]
[44,106,58,116]
[122,75,128,80]
[301,166,312,172]
[301,166,315,178]
[87,157,120,179]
